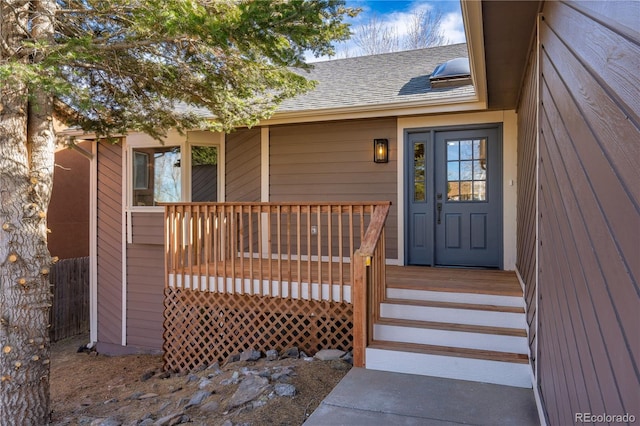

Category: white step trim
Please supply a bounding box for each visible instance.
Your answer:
[373,323,529,354]
[387,288,524,308]
[366,347,532,388]
[380,303,527,329]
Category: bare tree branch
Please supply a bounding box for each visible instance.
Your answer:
[404,9,447,49]
[352,15,399,55]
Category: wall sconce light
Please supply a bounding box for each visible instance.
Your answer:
[373,139,389,163]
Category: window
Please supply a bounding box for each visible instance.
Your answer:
[129,136,220,208]
[132,146,181,206]
[413,142,426,202]
[133,152,149,190]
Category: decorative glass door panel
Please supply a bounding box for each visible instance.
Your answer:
[446,139,487,201]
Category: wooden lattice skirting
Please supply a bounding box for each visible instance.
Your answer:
[162,287,354,373]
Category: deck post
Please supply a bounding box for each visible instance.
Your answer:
[352,250,368,368]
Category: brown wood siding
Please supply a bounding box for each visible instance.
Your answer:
[49,141,90,259]
[537,2,639,423]
[96,141,123,347]
[126,242,164,351]
[269,118,398,259]
[226,128,261,202]
[192,164,217,202]
[516,47,538,364]
[131,212,164,245]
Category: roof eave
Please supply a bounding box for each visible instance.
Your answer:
[262,94,486,125]
[461,0,488,109]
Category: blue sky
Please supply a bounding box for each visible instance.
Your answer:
[313,0,465,60]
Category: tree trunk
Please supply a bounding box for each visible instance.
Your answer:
[1,1,56,423]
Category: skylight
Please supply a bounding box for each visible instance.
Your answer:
[429,57,472,88]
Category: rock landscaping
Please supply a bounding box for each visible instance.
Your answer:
[50,335,351,426]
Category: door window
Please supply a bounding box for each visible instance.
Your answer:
[413,142,426,202]
[446,139,487,201]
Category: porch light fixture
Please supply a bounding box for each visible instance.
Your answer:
[374,139,389,163]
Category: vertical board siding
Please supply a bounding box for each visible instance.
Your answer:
[517,46,538,361]
[96,141,123,346]
[226,128,261,202]
[537,2,640,423]
[269,118,398,259]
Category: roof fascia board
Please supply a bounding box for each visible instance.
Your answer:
[263,98,486,126]
[461,0,488,107]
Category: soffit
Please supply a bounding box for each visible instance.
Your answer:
[481,1,541,110]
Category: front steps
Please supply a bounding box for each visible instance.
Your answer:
[365,277,532,388]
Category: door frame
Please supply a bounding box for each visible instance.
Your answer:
[403,123,504,268]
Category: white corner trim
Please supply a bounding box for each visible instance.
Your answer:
[261,127,269,202]
[89,142,98,344]
[217,132,226,202]
[502,110,518,271]
[121,139,128,347]
[396,118,405,265]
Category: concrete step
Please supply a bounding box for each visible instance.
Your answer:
[373,318,529,354]
[366,340,532,388]
[380,298,527,329]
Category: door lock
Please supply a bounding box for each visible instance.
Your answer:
[437,202,442,224]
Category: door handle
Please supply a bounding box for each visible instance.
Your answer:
[437,202,442,224]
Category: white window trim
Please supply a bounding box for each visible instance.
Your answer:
[125,130,225,212]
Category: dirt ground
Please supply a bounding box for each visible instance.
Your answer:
[50,334,350,425]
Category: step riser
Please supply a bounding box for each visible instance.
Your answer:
[366,348,532,388]
[387,288,524,308]
[380,303,527,329]
[373,324,529,354]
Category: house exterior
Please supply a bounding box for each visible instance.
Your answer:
[69,1,638,424]
[49,141,91,260]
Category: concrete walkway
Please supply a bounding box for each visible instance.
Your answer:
[305,368,540,425]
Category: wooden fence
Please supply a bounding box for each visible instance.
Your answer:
[49,256,90,342]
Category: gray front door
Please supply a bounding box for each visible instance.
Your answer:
[407,127,502,267]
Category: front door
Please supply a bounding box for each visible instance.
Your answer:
[407,127,502,267]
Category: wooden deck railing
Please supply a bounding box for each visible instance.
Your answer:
[352,203,390,367]
[164,202,390,304]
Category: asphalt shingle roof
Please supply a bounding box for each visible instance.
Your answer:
[278,43,473,112]
[176,43,473,119]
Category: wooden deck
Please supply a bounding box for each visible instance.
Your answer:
[172,260,522,297]
[385,265,522,297]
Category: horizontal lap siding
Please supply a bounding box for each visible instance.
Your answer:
[269,118,398,259]
[517,47,538,365]
[538,2,639,424]
[226,128,261,202]
[96,142,123,347]
[131,212,164,245]
[126,240,164,351]
[49,141,90,259]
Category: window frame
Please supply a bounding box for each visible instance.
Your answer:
[126,131,224,212]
